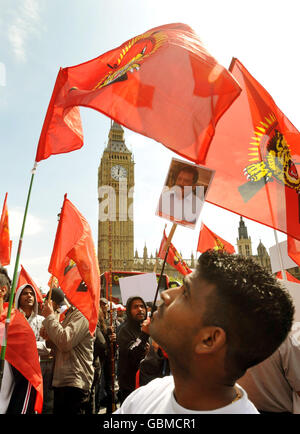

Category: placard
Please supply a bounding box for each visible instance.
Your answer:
[156,157,215,229]
[119,272,160,305]
[269,240,298,273]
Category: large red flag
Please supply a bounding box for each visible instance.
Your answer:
[48,196,100,334]
[35,23,241,163]
[0,193,12,266]
[276,270,300,283]
[0,305,43,413]
[205,58,300,242]
[197,223,235,254]
[16,265,44,304]
[158,229,192,275]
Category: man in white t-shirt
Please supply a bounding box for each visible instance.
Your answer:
[157,165,204,228]
[115,250,295,414]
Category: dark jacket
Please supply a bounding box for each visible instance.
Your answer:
[137,346,170,388]
[116,297,149,394]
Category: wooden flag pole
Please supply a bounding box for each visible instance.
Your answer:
[48,276,55,301]
[150,223,177,317]
[0,163,37,389]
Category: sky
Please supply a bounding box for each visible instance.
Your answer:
[0,0,299,290]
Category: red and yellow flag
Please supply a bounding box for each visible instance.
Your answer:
[0,193,12,266]
[205,58,300,242]
[48,195,100,334]
[35,23,241,164]
[16,265,44,304]
[197,223,235,254]
[158,229,192,275]
[0,305,43,413]
[276,270,300,283]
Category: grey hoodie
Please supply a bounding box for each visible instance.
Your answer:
[15,284,50,357]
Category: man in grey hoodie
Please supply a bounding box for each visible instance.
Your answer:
[15,284,50,358]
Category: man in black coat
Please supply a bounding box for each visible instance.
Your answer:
[117,296,149,403]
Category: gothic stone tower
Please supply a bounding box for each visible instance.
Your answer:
[236,216,253,257]
[98,122,134,272]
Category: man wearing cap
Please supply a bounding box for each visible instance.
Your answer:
[41,294,94,414]
[117,296,149,403]
[40,287,68,414]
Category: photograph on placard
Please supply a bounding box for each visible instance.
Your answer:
[156,158,215,229]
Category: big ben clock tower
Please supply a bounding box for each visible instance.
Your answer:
[98,121,134,272]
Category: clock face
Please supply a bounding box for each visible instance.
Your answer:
[111,164,127,180]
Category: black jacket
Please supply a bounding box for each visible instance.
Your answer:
[116,297,149,394]
[138,346,170,387]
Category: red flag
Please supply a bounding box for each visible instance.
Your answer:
[16,265,44,304]
[48,196,100,334]
[158,229,192,275]
[276,270,300,283]
[47,275,59,289]
[287,235,300,268]
[0,193,12,266]
[205,58,300,242]
[35,23,241,163]
[197,223,235,254]
[0,305,43,413]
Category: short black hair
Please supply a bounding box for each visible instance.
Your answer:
[175,165,199,184]
[198,250,294,380]
[0,266,11,302]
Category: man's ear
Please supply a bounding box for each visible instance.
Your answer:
[194,326,226,355]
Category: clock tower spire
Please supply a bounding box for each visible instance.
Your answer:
[98,122,134,272]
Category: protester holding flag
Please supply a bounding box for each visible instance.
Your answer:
[41,297,94,414]
[115,250,294,414]
[40,286,68,414]
[16,265,44,305]
[15,284,50,358]
[0,266,43,414]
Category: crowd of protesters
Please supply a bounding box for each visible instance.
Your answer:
[1,249,300,414]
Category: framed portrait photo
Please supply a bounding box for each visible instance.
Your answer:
[155,158,215,229]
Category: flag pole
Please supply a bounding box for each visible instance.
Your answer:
[150,223,177,317]
[107,124,116,413]
[273,229,287,281]
[0,162,37,389]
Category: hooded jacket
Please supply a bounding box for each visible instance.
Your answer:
[15,284,50,357]
[117,297,149,394]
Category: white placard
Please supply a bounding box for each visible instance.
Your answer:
[119,272,160,305]
[278,280,300,324]
[269,240,298,274]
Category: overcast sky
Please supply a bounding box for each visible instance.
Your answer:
[1,0,298,289]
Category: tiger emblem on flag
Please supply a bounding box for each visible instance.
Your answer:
[239,113,300,202]
[93,30,167,90]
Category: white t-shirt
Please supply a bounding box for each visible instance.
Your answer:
[114,375,259,414]
[156,186,203,228]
